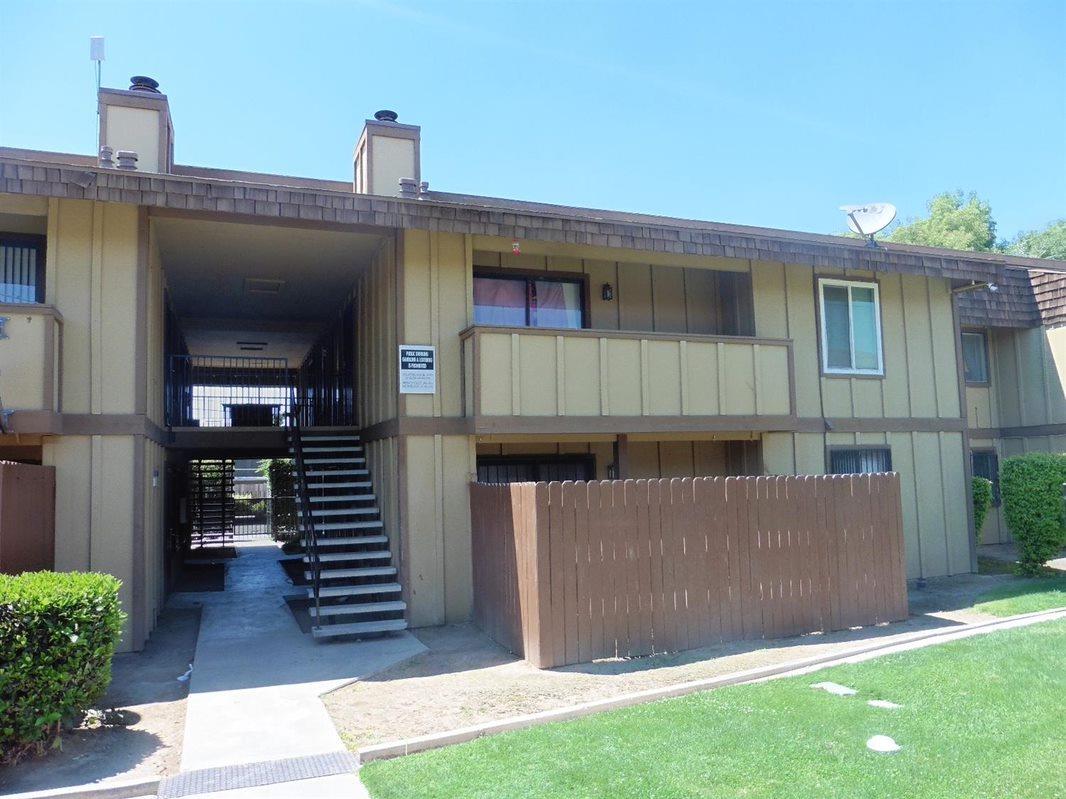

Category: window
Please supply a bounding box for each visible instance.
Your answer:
[971,450,1001,506]
[818,279,883,375]
[828,447,892,474]
[473,272,585,329]
[476,455,594,484]
[0,234,45,304]
[962,331,989,384]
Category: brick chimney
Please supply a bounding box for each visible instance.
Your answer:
[97,76,174,173]
[353,110,420,196]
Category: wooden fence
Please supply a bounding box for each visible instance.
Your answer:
[0,461,55,574]
[471,474,908,669]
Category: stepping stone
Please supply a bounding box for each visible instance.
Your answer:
[867,734,901,753]
[811,681,857,696]
[868,699,902,709]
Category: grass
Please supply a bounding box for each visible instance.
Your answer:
[361,620,1066,799]
[972,576,1066,616]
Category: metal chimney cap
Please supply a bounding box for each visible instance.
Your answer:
[129,76,161,93]
[374,109,398,122]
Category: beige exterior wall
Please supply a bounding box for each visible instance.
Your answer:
[393,231,976,628]
[103,106,161,173]
[752,263,970,577]
[0,195,163,650]
[966,324,1066,544]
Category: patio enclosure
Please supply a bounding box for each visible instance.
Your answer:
[470,474,908,668]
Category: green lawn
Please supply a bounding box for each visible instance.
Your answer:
[361,620,1066,799]
[973,576,1066,616]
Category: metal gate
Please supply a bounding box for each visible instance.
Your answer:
[188,459,236,549]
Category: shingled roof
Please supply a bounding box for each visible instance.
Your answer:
[2,149,1064,296]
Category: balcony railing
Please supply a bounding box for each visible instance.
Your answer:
[460,325,795,431]
[166,355,294,428]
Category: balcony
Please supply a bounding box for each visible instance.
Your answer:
[0,304,61,430]
[459,325,796,434]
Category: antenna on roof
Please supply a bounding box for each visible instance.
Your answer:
[89,36,105,91]
[840,203,896,248]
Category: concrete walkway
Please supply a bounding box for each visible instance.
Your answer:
[170,541,424,797]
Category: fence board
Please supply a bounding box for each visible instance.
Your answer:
[470,473,909,669]
[0,462,55,574]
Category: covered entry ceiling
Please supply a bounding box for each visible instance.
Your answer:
[154,215,384,363]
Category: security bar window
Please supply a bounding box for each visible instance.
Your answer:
[962,331,989,384]
[0,234,45,304]
[819,279,883,375]
[828,447,892,474]
[971,450,1001,506]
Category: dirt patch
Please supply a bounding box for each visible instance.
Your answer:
[325,573,1013,750]
[0,605,200,794]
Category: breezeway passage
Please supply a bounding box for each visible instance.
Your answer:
[170,541,423,796]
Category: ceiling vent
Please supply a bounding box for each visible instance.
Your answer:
[237,340,268,351]
[244,278,285,295]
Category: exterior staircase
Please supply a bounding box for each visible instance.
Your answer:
[288,430,408,640]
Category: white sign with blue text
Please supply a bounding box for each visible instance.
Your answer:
[399,344,436,394]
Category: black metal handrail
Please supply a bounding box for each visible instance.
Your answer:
[287,382,321,622]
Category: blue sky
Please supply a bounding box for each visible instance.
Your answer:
[1,0,1063,240]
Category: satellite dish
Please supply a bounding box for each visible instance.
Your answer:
[840,203,897,247]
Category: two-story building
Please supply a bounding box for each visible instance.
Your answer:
[1,77,1063,648]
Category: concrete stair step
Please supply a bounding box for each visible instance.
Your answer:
[305,550,391,563]
[299,519,383,531]
[304,457,366,465]
[309,600,406,618]
[306,469,369,478]
[298,494,375,503]
[300,446,363,453]
[309,507,378,516]
[311,618,408,638]
[311,582,402,599]
[303,535,387,547]
[298,434,361,442]
[305,565,396,580]
[300,481,372,490]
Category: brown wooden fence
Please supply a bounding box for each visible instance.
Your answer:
[471,474,908,669]
[0,462,55,574]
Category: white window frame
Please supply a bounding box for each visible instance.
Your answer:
[818,278,884,376]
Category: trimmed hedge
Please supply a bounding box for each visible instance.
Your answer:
[0,571,124,762]
[972,476,993,544]
[1001,453,1066,575]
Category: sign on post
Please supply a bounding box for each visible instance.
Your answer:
[399,345,436,394]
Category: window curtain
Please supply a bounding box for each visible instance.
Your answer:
[532,280,582,329]
[474,277,527,325]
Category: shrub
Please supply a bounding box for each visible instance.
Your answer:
[972,476,994,543]
[1001,453,1066,575]
[0,571,124,763]
[259,458,296,540]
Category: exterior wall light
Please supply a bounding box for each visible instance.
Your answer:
[601,283,614,301]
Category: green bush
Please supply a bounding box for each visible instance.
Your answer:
[0,571,124,763]
[259,458,296,540]
[972,476,994,543]
[1001,453,1066,575]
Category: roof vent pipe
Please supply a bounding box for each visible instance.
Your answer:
[398,177,418,199]
[116,150,139,170]
[374,109,398,122]
[129,75,161,93]
[99,145,115,168]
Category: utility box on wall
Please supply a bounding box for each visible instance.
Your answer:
[0,461,55,574]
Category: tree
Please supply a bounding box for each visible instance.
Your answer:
[886,191,998,252]
[1008,220,1066,261]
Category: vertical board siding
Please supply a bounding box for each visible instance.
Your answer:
[0,462,56,574]
[470,473,908,669]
